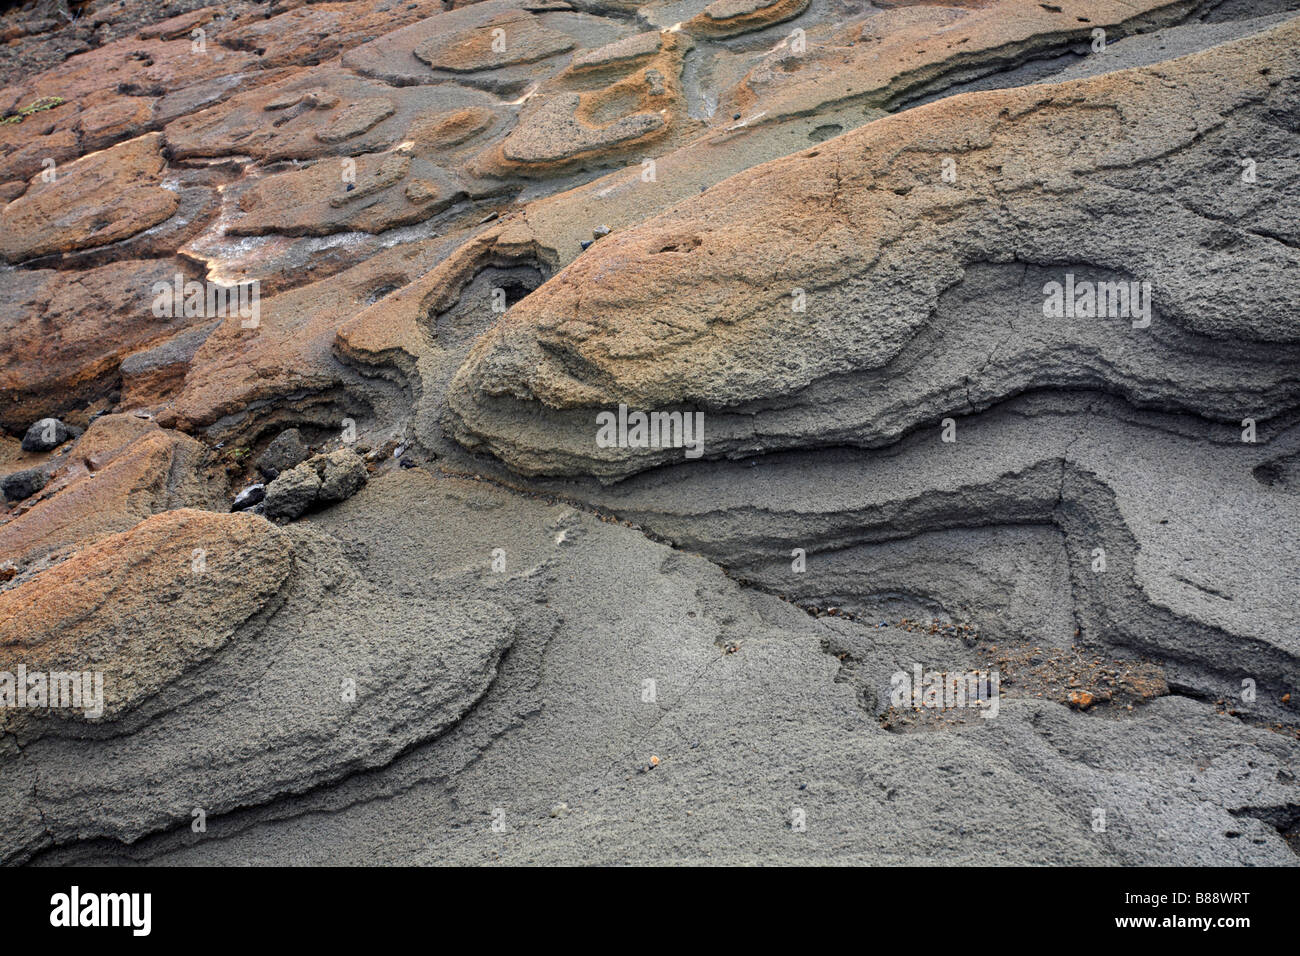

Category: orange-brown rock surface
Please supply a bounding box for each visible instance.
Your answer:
[0,413,222,566]
[0,507,292,738]
[0,34,264,183]
[445,17,1300,478]
[682,0,811,38]
[479,28,695,175]
[1,0,1298,869]
[0,258,203,428]
[0,132,176,262]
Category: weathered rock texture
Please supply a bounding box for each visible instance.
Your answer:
[446,19,1300,478]
[1,0,1298,867]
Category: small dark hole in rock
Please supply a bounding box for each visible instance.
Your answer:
[366,284,399,305]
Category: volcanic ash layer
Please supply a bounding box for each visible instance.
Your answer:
[1,0,1298,865]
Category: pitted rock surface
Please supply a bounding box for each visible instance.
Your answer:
[2,0,1298,867]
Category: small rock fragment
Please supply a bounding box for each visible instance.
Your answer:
[2,467,49,502]
[263,466,323,521]
[256,428,310,479]
[21,418,73,452]
[1,468,49,504]
[263,449,368,520]
[316,449,368,503]
[231,483,266,512]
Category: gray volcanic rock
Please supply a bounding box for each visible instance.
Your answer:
[1,466,48,502]
[23,471,1299,866]
[256,427,310,478]
[20,418,74,452]
[2,0,1298,870]
[552,392,1300,723]
[230,482,266,511]
[0,500,514,864]
[263,449,369,520]
[747,523,1078,648]
[263,465,323,520]
[315,449,369,503]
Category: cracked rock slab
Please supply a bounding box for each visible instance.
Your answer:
[0,133,177,263]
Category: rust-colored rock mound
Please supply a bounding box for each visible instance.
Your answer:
[682,0,811,38]
[1,0,1298,870]
[0,133,176,262]
[0,507,292,739]
[0,259,202,430]
[0,414,222,565]
[446,17,1300,478]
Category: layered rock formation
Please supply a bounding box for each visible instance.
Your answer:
[1,0,1298,866]
[446,20,1300,477]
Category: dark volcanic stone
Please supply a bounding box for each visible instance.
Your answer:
[20,418,74,453]
[256,428,310,479]
[2,467,49,502]
[231,483,266,512]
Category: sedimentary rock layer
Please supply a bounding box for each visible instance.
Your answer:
[1,0,1297,868]
[445,18,1300,479]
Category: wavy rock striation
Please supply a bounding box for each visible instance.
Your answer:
[2,0,1298,867]
[445,19,1300,479]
